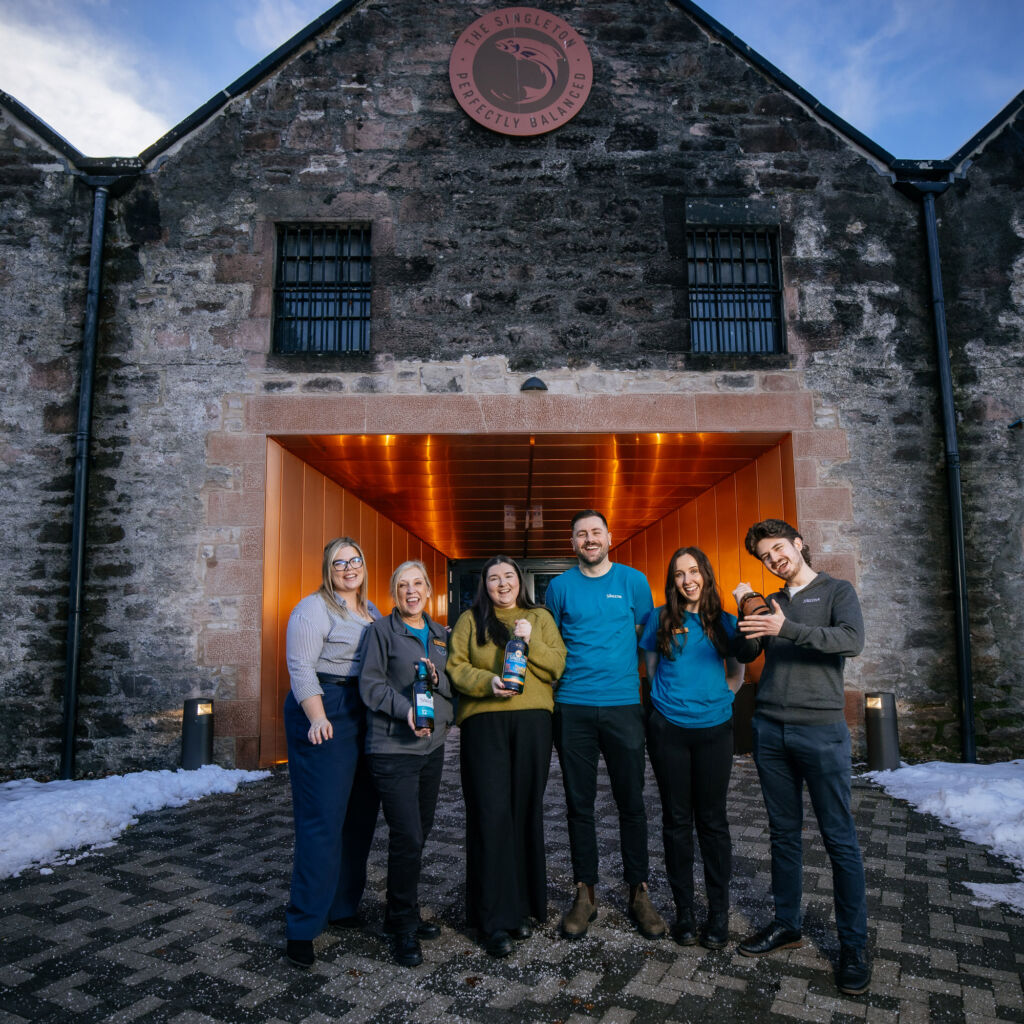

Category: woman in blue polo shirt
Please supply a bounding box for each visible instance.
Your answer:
[640,546,759,951]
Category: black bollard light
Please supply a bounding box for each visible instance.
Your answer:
[864,692,900,771]
[181,697,214,769]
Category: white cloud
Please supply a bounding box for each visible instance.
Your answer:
[234,0,326,55]
[0,19,172,156]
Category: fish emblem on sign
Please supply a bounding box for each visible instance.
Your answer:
[449,7,594,137]
[491,38,564,105]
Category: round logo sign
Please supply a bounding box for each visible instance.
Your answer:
[449,7,593,137]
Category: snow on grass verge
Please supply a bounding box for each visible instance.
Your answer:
[0,765,271,878]
[867,760,1024,914]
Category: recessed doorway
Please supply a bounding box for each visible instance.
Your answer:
[260,430,796,765]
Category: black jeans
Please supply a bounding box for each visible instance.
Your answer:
[553,702,649,886]
[460,709,552,935]
[647,710,733,917]
[368,747,445,935]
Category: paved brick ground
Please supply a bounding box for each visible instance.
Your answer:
[2,734,1022,1023]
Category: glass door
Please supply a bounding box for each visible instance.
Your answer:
[448,558,576,622]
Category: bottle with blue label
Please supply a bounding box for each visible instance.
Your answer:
[500,635,528,694]
[413,660,434,731]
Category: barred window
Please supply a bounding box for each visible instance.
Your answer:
[273,224,371,353]
[686,228,783,353]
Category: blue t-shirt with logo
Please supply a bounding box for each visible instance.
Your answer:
[545,563,653,706]
[639,607,739,728]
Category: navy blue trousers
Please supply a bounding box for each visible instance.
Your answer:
[752,716,868,949]
[284,684,379,940]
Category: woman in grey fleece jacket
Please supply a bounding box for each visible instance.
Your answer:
[358,559,454,967]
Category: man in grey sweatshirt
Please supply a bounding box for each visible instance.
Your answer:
[732,519,870,998]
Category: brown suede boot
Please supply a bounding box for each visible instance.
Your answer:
[560,883,597,940]
[628,883,668,939]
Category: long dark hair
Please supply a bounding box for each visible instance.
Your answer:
[656,546,730,659]
[471,556,538,647]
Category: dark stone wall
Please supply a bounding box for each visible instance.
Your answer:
[1,0,1019,773]
[0,112,89,776]
[939,110,1024,760]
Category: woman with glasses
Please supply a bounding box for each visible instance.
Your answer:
[359,560,455,967]
[283,537,381,970]
[639,546,759,951]
[446,556,566,957]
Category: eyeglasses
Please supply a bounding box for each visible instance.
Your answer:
[332,556,364,570]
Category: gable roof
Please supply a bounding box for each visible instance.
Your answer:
[667,0,895,167]
[1,0,1021,178]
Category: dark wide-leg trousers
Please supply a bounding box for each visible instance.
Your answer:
[284,685,379,940]
[460,709,553,935]
[646,710,733,917]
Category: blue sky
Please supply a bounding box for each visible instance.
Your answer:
[0,0,1020,159]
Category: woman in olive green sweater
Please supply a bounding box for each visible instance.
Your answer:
[447,556,567,957]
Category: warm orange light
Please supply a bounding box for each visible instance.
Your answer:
[272,431,788,559]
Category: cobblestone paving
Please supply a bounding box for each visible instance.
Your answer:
[2,735,1022,1023]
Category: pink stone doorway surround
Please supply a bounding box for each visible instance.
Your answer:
[205,392,854,767]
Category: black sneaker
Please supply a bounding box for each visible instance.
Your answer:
[836,945,872,995]
[699,911,729,950]
[392,932,423,967]
[671,910,698,946]
[483,930,513,957]
[285,939,314,969]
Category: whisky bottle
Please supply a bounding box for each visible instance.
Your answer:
[412,661,435,731]
[500,635,528,694]
[738,590,772,617]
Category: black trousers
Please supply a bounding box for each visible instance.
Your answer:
[460,709,552,935]
[368,747,445,935]
[646,710,733,916]
[553,702,649,886]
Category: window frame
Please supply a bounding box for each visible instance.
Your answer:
[685,225,785,355]
[272,223,372,355]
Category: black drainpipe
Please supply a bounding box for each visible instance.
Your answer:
[895,177,976,763]
[61,179,115,779]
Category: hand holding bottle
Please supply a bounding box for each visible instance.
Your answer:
[411,659,435,736]
[732,582,756,610]
[513,618,532,643]
[490,675,517,698]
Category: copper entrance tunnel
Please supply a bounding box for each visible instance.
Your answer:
[260,431,796,765]
[273,431,790,559]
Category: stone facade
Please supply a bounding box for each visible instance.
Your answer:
[0,0,1021,775]
[938,105,1024,756]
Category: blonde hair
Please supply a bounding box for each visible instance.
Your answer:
[318,537,370,619]
[389,560,432,607]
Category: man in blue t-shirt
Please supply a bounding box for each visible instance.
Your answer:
[545,510,666,941]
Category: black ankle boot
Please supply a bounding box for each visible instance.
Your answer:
[699,910,729,950]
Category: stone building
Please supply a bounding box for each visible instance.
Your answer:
[0,0,1021,777]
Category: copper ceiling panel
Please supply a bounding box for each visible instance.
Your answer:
[274,431,787,558]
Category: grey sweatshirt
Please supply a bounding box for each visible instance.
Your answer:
[285,593,381,703]
[754,572,864,725]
